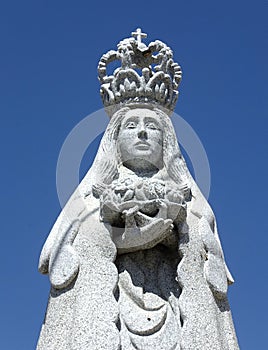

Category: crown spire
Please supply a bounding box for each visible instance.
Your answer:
[98,29,182,117]
[131,28,147,45]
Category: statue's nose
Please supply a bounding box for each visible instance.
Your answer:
[138,129,148,139]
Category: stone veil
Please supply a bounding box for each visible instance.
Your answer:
[37,30,239,350]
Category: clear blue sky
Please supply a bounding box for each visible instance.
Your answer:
[1,1,267,349]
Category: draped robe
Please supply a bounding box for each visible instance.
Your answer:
[37,108,239,350]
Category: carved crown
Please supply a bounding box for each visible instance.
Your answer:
[98,29,182,117]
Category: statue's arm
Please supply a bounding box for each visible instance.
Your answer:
[188,179,234,298]
[38,190,86,275]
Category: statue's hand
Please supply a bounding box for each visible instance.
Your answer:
[113,216,173,254]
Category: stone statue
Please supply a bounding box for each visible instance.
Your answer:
[37,29,239,350]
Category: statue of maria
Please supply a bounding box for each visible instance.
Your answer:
[37,29,239,350]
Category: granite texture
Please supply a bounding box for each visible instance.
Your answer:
[37,30,239,350]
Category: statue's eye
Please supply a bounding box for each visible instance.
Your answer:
[125,121,137,129]
[146,122,158,129]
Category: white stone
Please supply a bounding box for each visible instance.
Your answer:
[37,30,239,350]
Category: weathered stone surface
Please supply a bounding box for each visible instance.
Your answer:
[37,29,239,350]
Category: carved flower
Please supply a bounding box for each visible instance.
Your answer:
[110,178,135,202]
[165,187,184,204]
[142,179,165,200]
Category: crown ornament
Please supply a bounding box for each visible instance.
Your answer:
[98,28,182,117]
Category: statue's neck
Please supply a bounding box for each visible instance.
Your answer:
[122,159,163,178]
[119,163,167,180]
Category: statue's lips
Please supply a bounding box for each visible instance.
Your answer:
[134,142,150,150]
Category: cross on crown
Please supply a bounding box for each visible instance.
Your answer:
[131,28,147,44]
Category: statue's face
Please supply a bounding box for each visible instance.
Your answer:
[118,109,163,172]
